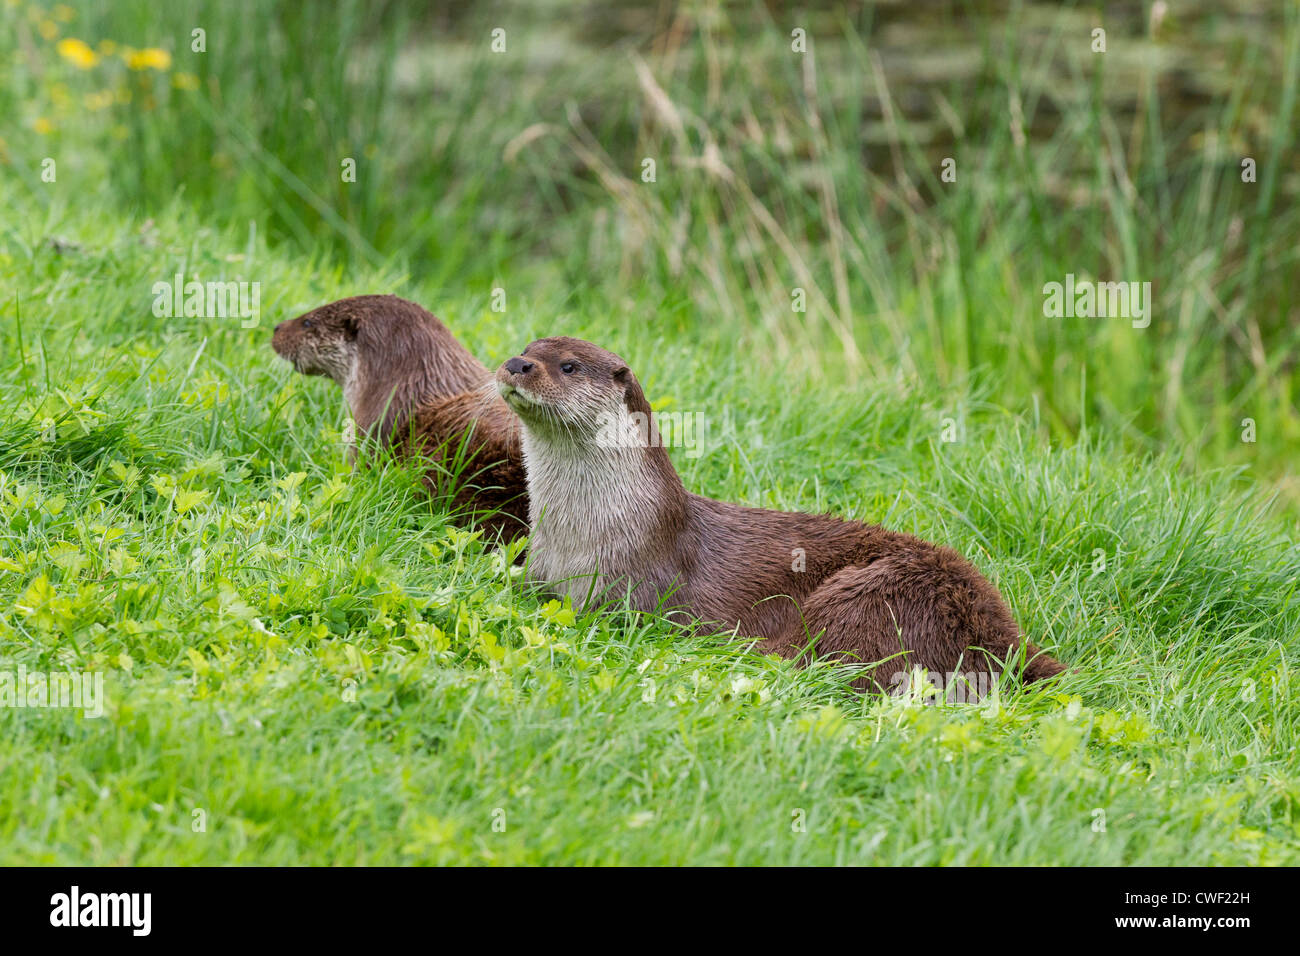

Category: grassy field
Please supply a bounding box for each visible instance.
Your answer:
[1,1,1298,864]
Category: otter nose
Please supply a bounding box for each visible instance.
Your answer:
[504,357,534,375]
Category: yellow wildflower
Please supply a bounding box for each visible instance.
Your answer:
[126,47,171,71]
[38,19,58,40]
[34,117,54,135]
[171,72,200,91]
[56,37,98,69]
[52,4,75,22]
[98,39,118,56]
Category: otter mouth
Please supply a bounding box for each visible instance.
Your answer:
[270,337,301,370]
[277,349,325,377]
[276,350,308,375]
[496,380,545,413]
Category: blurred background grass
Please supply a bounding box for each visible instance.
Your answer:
[2,0,1297,493]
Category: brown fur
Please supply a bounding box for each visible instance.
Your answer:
[497,337,1064,690]
[272,295,528,542]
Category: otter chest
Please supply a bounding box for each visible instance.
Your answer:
[522,443,653,607]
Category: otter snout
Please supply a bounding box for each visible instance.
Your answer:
[496,355,539,410]
[271,320,293,359]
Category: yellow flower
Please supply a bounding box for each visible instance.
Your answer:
[34,117,54,135]
[52,4,75,22]
[56,38,97,69]
[38,18,58,40]
[98,39,117,56]
[125,47,171,71]
[171,72,200,91]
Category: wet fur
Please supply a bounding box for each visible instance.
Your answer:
[497,337,1064,690]
[272,294,528,542]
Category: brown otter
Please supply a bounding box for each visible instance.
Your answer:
[496,337,1064,690]
[272,294,527,542]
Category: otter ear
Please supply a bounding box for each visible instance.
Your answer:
[612,366,630,382]
[341,314,360,340]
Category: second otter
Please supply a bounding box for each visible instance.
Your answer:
[273,295,527,542]
[497,337,1064,689]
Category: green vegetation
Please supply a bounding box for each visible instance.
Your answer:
[0,1,1296,864]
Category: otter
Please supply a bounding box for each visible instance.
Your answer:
[272,294,527,542]
[496,337,1064,690]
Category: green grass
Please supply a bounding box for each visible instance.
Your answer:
[1,196,1297,865]
[5,0,1298,481]
[0,0,1298,864]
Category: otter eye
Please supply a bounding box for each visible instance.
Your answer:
[560,362,576,374]
[302,318,313,330]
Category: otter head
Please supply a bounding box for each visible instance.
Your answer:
[273,295,490,440]
[272,300,362,385]
[496,337,654,447]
